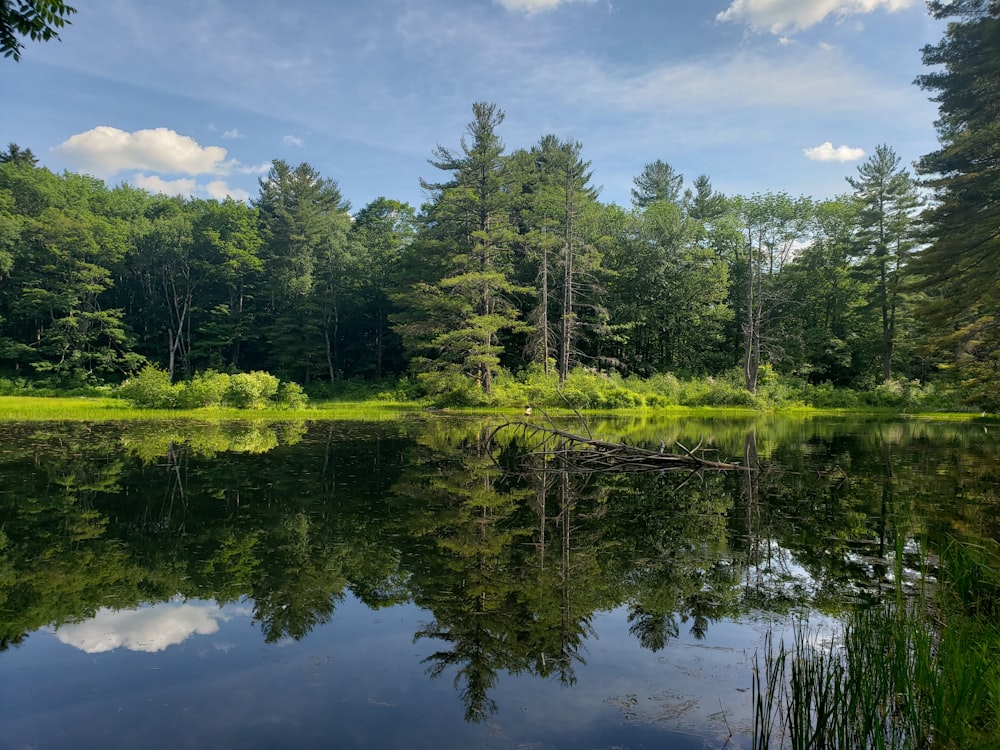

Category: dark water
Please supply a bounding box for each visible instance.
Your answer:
[1,415,998,749]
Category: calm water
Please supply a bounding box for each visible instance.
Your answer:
[1,415,998,749]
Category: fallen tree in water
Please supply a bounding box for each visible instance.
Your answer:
[488,420,749,475]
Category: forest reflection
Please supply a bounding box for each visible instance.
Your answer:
[1,416,997,721]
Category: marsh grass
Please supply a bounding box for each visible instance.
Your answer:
[754,539,1000,749]
[0,395,421,422]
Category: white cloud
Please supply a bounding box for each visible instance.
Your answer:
[205,180,250,201]
[526,48,900,117]
[228,161,271,175]
[496,0,564,13]
[53,126,230,177]
[132,173,198,196]
[132,173,251,201]
[717,0,916,34]
[495,0,599,14]
[804,141,866,161]
[282,134,304,147]
[52,602,245,654]
[223,128,243,139]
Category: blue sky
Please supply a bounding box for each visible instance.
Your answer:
[3,0,943,210]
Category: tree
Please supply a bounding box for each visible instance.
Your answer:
[131,197,197,381]
[607,198,730,375]
[631,159,684,209]
[345,197,415,378]
[395,102,527,398]
[190,198,263,371]
[0,168,138,380]
[515,135,602,380]
[1,0,76,61]
[728,193,814,393]
[775,196,874,385]
[847,145,921,382]
[0,143,38,166]
[913,0,1000,409]
[254,160,351,382]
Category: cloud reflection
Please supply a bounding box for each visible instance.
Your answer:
[53,601,249,654]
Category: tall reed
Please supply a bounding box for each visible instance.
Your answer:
[753,539,1000,749]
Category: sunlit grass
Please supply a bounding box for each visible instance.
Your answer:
[0,395,988,424]
[0,395,423,422]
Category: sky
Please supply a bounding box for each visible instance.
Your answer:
[3,0,945,210]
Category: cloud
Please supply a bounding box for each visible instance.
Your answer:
[804,141,866,162]
[52,602,246,654]
[53,126,230,177]
[205,180,251,201]
[223,128,243,139]
[132,173,252,201]
[132,173,198,196]
[282,134,304,147]
[717,0,916,34]
[495,0,599,14]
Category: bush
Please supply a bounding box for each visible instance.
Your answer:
[275,381,308,409]
[175,370,229,408]
[223,371,279,409]
[118,368,307,410]
[118,366,179,408]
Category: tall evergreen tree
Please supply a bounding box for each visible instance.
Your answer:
[254,160,351,382]
[345,197,415,378]
[847,144,921,382]
[395,102,527,397]
[913,0,1000,409]
[517,136,601,380]
[631,159,684,209]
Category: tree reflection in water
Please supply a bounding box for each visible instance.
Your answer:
[0,417,997,721]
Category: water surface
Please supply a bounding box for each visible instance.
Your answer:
[1,415,997,748]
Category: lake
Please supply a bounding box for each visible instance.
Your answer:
[1,414,997,749]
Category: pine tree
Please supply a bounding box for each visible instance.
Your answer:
[395,103,528,398]
[847,144,921,382]
[913,0,1000,409]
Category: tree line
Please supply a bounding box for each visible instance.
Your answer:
[0,1,995,407]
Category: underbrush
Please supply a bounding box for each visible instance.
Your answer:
[421,366,969,413]
[117,367,307,410]
[0,366,976,415]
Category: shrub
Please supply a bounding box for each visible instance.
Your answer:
[274,381,308,409]
[118,366,179,408]
[175,370,229,408]
[223,371,279,409]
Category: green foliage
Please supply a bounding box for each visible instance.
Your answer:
[755,540,1000,749]
[118,367,304,410]
[175,370,229,408]
[912,1,1000,408]
[222,371,279,409]
[0,0,76,61]
[117,366,178,409]
[275,380,308,409]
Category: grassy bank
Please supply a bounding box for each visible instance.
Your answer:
[0,365,990,422]
[0,395,420,422]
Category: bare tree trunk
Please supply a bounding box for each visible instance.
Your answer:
[743,243,760,394]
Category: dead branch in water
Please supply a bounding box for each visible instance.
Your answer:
[488,420,749,475]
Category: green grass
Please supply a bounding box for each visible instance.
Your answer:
[754,540,1000,749]
[0,393,988,425]
[0,395,422,422]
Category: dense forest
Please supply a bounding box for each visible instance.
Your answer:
[0,0,996,409]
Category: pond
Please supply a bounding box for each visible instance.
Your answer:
[1,414,998,749]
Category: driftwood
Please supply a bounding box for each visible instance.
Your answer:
[488,420,748,475]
